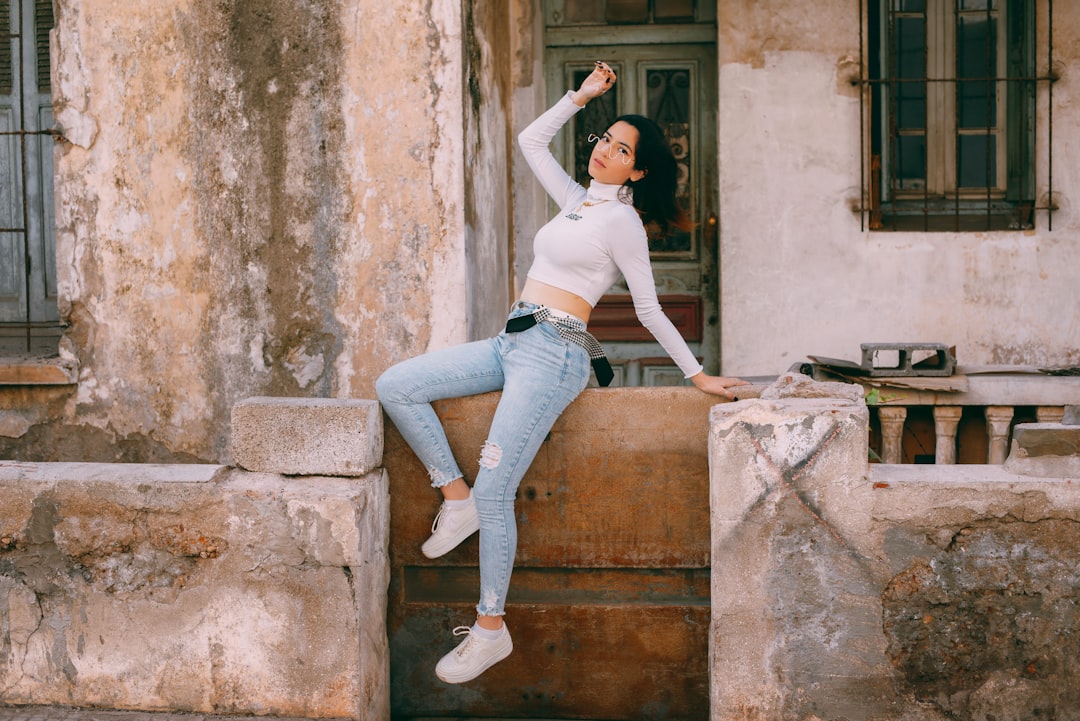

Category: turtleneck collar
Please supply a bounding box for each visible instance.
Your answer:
[586,180,631,203]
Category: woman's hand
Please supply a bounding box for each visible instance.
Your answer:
[690,372,750,400]
[570,61,616,107]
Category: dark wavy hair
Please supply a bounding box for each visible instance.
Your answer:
[613,114,692,239]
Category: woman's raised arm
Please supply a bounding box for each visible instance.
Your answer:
[570,61,616,107]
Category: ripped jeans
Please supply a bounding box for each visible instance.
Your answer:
[375,301,592,617]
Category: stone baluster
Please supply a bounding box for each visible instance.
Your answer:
[933,406,963,464]
[877,406,907,464]
[984,406,1015,464]
[1036,406,1065,424]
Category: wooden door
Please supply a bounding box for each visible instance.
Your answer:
[544,41,719,386]
[384,389,716,720]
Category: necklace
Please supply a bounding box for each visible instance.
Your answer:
[568,196,610,220]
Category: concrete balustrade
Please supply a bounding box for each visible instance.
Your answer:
[932,405,963,464]
[876,405,907,463]
[862,375,1080,465]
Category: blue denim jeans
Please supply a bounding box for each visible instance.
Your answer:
[376,301,592,617]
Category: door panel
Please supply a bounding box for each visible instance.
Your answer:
[545,44,719,381]
[385,390,716,719]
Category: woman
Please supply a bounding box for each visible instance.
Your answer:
[376,62,747,685]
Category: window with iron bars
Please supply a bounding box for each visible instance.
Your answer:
[1,0,59,355]
[860,0,1055,232]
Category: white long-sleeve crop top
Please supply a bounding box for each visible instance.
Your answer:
[517,92,704,379]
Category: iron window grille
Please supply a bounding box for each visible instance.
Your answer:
[858,0,1056,232]
[1,0,60,355]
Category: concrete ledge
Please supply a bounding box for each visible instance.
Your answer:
[0,357,79,386]
[1012,423,1080,457]
[1004,422,1080,478]
[0,462,389,720]
[869,463,1080,521]
[848,373,1080,406]
[0,462,227,484]
[230,396,382,476]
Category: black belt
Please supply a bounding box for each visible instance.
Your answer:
[505,311,614,387]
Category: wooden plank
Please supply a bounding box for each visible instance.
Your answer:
[0,358,77,385]
[861,375,970,392]
[809,363,970,392]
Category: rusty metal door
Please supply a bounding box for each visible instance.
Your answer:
[384,388,717,720]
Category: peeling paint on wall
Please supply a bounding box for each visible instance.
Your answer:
[6,0,469,462]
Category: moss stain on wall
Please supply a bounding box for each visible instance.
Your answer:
[187,0,349,425]
[6,0,468,463]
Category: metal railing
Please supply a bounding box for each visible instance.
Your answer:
[855,0,1056,232]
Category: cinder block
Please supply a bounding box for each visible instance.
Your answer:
[231,396,383,476]
[860,342,956,377]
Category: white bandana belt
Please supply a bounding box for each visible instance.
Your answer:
[505,307,614,387]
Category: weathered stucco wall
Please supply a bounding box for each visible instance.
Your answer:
[462,0,515,340]
[10,0,469,462]
[717,0,1080,376]
[6,0,1077,465]
[509,1,546,302]
[462,0,549,338]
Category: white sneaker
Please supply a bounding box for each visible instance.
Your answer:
[435,624,513,684]
[421,496,479,558]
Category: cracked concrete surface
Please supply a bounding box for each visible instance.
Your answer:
[709,378,1080,721]
[0,463,389,719]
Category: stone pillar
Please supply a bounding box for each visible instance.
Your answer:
[877,406,907,464]
[933,406,963,465]
[1037,406,1066,424]
[985,406,1015,464]
[709,395,892,720]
